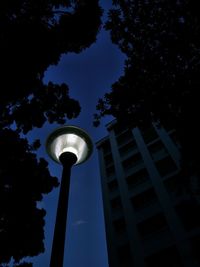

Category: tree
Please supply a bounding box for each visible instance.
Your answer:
[94,0,200,179]
[1,0,102,132]
[0,129,59,264]
[0,0,102,265]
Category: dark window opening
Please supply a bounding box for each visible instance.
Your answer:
[119,140,137,157]
[102,140,111,155]
[190,234,200,264]
[137,213,168,238]
[104,153,113,166]
[156,156,177,177]
[169,131,181,147]
[113,217,126,234]
[131,188,158,211]
[106,164,115,177]
[108,179,118,192]
[114,123,128,135]
[126,168,149,188]
[110,196,123,211]
[116,130,134,146]
[148,140,168,159]
[145,246,183,267]
[164,174,187,196]
[141,126,158,144]
[122,153,143,171]
[117,243,133,267]
[175,200,200,231]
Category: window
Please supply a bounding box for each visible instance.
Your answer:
[110,196,123,211]
[113,217,126,234]
[102,140,111,155]
[164,174,185,196]
[137,213,168,238]
[108,179,118,192]
[114,123,127,136]
[145,246,183,267]
[175,200,200,231]
[156,156,178,177]
[106,164,115,177]
[161,123,174,132]
[141,126,158,144]
[116,130,134,146]
[117,243,133,267]
[169,131,181,148]
[190,235,200,264]
[148,140,168,160]
[104,153,113,166]
[122,153,143,171]
[119,140,137,157]
[131,188,158,211]
[126,168,149,188]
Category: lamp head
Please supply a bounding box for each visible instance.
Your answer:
[46,125,93,165]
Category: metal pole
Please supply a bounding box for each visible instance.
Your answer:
[49,152,77,267]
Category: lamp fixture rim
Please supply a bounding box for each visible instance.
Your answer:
[46,125,93,165]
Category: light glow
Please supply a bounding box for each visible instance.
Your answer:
[46,127,92,165]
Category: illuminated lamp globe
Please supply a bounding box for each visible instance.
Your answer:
[46,125,93,165]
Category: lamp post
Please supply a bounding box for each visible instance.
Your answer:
[46,125,93,267]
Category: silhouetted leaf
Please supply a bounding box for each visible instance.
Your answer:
[94,0,200,177]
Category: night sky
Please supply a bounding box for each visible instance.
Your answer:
[25,1,126,266]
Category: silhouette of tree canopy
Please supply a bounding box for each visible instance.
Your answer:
[0,0,102,265]
[1,0,102,132]
[0,130,59,264]
[94,0,200,177]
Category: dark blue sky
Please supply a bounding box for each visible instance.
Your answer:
[27,1,126,266]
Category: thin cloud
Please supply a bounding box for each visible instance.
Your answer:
[72,220,87,226]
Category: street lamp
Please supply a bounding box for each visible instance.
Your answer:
[46,125,93,267]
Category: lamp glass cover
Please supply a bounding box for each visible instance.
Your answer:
[51,133,88,164]
[46,126,93,165]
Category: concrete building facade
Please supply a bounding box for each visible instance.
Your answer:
[96,120,200,267]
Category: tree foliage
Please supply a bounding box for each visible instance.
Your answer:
[94,0,200,175]
[0,0,102,265]
[1,82,81,134]
[1,0,102,131]
[0,130,59,263]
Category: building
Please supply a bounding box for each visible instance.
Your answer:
[96,120,200,267]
